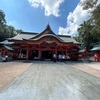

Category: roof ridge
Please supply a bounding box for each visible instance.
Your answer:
[58,35,71,37]
[21,32,38,35]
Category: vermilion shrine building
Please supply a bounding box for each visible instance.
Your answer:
[0,24,80,60]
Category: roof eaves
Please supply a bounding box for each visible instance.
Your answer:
[0,40,14,45]
[91,47,100,51]
[4,45,14,51]
[78,49,86,53]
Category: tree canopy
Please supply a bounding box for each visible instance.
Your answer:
[0,10,22,42]
[80,0,98,9]
[75,1,100,51]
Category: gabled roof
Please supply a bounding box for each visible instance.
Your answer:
[32,34,63,41]
[0,40,14,45]
[31,24,60,40]
[4,45,14,51]
[91,47,100,51]
[9,24,79,44]
[78,49,86,53]
[91,44,100,51]
[9,32,37,40]
[58,35,79,44]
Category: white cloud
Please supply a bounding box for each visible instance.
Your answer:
[58,0,91,36]
[28,0,64,17]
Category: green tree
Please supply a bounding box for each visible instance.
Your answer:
[0,9,22,42]
[91,4,100,26]
[80,0,98,9]
[81,0,100,27]
[0,10,6,41]
[4,25,23,39]
[77,20,93,51]
[76,0,100,49]
[6,25,16,38]
[15,29,23,35]
[0,9,6,24]
[76,19,100,50]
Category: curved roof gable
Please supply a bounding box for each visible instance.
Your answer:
[31,24,61,40]
[31,34,64,43]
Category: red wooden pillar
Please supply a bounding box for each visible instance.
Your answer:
[38,44,41,59]
[26,45,29,60]
[18,48,22,58]
[66,47,68,56]
[38,50,41,59]
[55,46,57,57]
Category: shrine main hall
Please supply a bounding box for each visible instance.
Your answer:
[0,24,80,60]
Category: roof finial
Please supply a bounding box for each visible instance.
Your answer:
[46,22,50,30]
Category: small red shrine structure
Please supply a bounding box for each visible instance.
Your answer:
[0,24,80,60]
[91,45,100,62]
[78,49,87,59]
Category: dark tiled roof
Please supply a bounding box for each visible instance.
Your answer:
[9,31,78,44]
[4,45,14,51]
[78,49,86,53]
[0,40,14,45]
[91,47,100,51]
[58,35,78,44]
[91,44,100,51]
[9,32,38,40]
[32,34,64,42]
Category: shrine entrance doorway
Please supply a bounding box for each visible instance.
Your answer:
[30,50,38,60]
[41,50,53,60]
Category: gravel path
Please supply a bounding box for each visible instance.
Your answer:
[0,61,32,91]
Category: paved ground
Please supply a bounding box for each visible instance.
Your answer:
[0,61,100,100]
[72,62,100,78]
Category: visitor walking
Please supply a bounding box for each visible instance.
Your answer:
[53,53,56,62]
[58,54,62,61]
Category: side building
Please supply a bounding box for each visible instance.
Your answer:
[0,24,80,61]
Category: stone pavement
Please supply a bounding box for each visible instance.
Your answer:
[0,61,100,100]
[72,62,100,78]
[84,62,100,70]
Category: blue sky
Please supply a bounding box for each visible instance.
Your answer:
[0,0,90,35]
